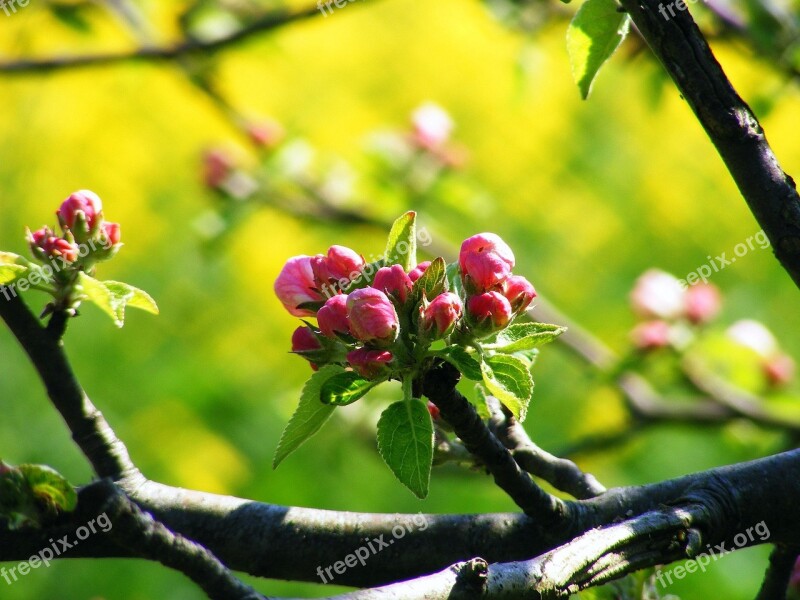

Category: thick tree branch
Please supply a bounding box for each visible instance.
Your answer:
[617,0,800,288]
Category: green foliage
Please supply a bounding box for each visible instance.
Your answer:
[567,0,631,99]
[0,252,28,284]
[383,211,417,271]
[377,398,434,499]
[0,461,76,530]
[320,371,380,406]
[77,273,159,328]
[480,353,534,421]
[273,366,344,468]
[489,322,567,353]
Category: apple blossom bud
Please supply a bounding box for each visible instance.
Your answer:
[727,320,777,358]
[312,245,365,289]
[202,149,234,189]
[274,255,324,317]
[291,326,322,371]
[422,292,462,338]
[408,261,431,283]
[57,190,103,233]
[411,103,453,149]
[347,348,393,379]
[427,400,440,420]
[630,269,685,320]
[467,291,513,335]
[684,283,721,324]
[631,320,671,350]
[102,222,121,246]
[502,275,537,313]
[28,227,78,263]
[317,294,350,338]
[764,353,795,387]
[246,120,284,149]
[347,288,399,343]
[373,265,413,304]
[459,233,515,292]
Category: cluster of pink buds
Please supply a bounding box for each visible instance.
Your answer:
[629,269,721,350]
[460,234,536,338]
[275,229,535,377]
[27,190,121,268]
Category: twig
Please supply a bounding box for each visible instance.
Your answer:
[486,396,606,499]
[754,544,800,600]
[422,360,569,524]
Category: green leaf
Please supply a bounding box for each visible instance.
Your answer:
[445,261,465,300]
[411,256,447,302]
[490,322,567,353]
[273,365,344,468]
[18,464,77,514]
[567,0,631,99]
[377,399,434,498]
[439,346,482,381]
[480,354,533,421]
[320,371,378,406]
[78,274,159,327]
[383,211,417,271]
[0,253,29,285]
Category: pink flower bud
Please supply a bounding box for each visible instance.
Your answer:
[246,120,284,149]
[427,400,440,420]
[57,190,103,232]
[631,320,671,350]
[274,255,324,317]
[202,149,234,189]
[684,283,721,324]
[408,261,431,283]
[346,349,393,379]
[502,275,537,313]
[373,265,413,304]
[317,294,350,338]
[29,227,78,263]
[422,292,462,338]
[459,233,515,292]
[102,222,121,246]
[347,288,399,343]
[630,269,685,320]
[291,326,322,371]
[411,103,453,149]
[764,353,795,387]
[311,246,365,289]
[467,291,513,334]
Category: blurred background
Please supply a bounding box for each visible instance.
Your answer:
[1,0,799,597]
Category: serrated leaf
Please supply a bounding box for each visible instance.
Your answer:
[273,365,344,468]
[480,354,533,421]
[18,464,77,513]
[320,371,378,406]
[491,322,567,353]
[411,256,447,302]
[377,399,434,498]
[567,0,631,99]
[78,274,159,327]
[384,211,417,271]
[439,346,482,381]
[445,261,465,300]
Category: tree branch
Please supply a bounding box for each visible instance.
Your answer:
[755,545,800,600]
[617,0,800,289]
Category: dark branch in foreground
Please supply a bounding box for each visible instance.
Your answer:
[755,545,799,600]
[617,0,800,289]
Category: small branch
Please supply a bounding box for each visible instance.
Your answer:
[422,360,569,524]
[755,545,800,600]
[0,291,141,482]
[617,0,800,289]
[0,6,321,74]
[486,396,606,499]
